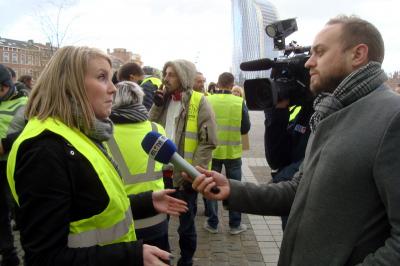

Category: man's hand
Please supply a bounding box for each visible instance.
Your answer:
[183,166,231,200]
[152,189,188,216]
[143,244,171,266]
[153,89,165,107]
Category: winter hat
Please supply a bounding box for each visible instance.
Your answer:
[163,59,197,91]
[0,64,16,101]
[0,64,14,89]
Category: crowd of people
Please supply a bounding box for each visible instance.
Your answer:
[0,14,399,266]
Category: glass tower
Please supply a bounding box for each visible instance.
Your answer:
[231,0,279,84]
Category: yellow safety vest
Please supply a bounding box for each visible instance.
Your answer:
[207,94,243,159]
[0,96,28,138]
[141,77,162,89]
[183,91,203,164]
[0,96,28,160]
[7,118,136,248]
[106,121,166,230]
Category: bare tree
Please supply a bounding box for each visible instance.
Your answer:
[36,0,79,53]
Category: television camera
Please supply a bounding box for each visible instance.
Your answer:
[240,18,313,110]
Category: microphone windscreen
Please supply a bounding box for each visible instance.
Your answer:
[141,131,177,164]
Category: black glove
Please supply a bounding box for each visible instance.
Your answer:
[153,90,170,107]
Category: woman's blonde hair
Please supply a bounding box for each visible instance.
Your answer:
[232,85,245,99]
[26,46,111,133]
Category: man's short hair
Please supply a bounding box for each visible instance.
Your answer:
[217,72,234,88]
[327,15,384,63]
[18,75,32,83]
[118,62,144,81]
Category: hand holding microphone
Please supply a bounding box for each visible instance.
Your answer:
[141,132,220,194]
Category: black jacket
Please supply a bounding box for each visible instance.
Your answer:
[264,104,313,180]
[14,131,156,266]
[140,80,158,111]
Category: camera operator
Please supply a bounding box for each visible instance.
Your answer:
[264,97,313,230]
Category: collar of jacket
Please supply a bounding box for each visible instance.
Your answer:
[215,89,232,95]
[181,89,194,110]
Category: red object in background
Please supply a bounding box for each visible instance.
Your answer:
[163,169,173,178]
[162,169,174,189]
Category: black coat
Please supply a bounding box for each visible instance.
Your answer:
[14,131,156,266]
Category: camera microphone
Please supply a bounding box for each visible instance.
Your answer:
[141,131,220,194]
[239,58,276,71]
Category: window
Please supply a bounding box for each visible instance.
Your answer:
[12,53,18,63]
[27,55,32,65]
[3,52,9,62]
[21,54,26,64]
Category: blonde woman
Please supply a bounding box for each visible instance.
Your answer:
[6,46,186,266]
[232,85,245,98]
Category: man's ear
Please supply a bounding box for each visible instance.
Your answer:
[352,44,369,68]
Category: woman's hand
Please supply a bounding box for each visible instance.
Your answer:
[152,189,188,216]
[143,244,171,266]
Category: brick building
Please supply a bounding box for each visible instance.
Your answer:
[0,37,56,81]
[107,48,143,71]
[0,37,144,80]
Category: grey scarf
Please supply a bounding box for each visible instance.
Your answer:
[86,118,123,175]
[310,62,387,133]
[87,118,114,142]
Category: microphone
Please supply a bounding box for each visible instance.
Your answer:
[240,58,275,71]
[141,131,220,194]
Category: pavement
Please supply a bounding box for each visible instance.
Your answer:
[7,111,283,265]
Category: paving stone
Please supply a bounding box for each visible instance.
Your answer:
[245,252,264,262]
[210,252,229,261]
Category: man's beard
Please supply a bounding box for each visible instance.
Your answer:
[312,70,349,95]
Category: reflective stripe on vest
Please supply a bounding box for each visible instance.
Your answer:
[7,118,136,247]
[68,209,133,248]
[183,91,203,164]
[134,213,167,229]
[107,121,162,185]
[106,121,165,194]
[0,96,28,138]
[289,106,301,122]
[208,94,242,159]
[106,121,167,230]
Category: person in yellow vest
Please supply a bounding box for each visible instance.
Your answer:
[0,64,27,266]
[6,46,188,266]
[141,66,162,112]
[117,62,160,112]
[108,80,171,251]
[149,59,217,266]
[204,72,250,235]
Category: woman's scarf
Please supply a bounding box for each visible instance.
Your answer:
[110,103,148,123]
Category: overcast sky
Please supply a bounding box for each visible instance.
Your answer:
[0,0,398,81]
